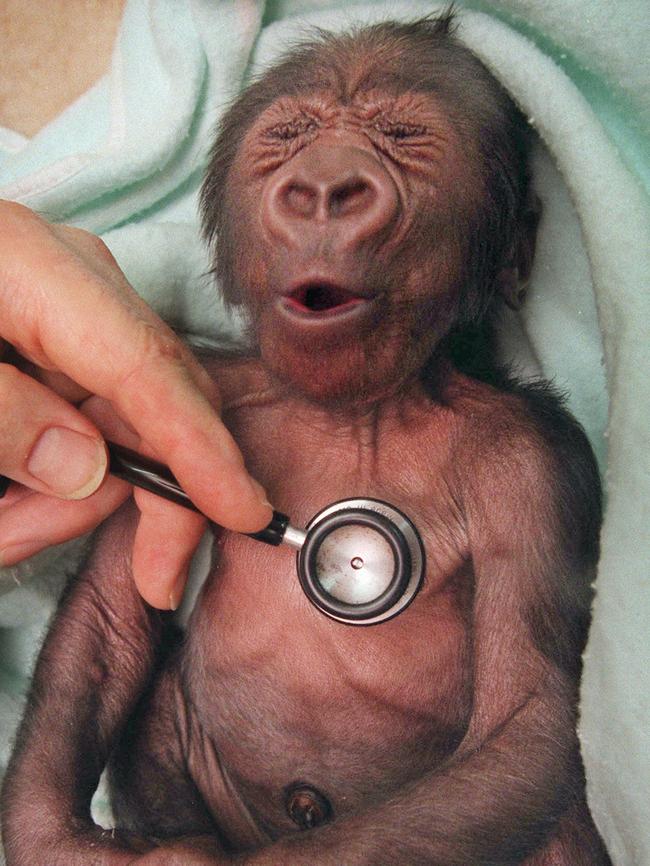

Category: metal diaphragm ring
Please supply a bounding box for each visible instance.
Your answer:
[297,498,425,625]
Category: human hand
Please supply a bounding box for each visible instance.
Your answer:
[0,201,271,607]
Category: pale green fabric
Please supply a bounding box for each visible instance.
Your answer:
[0,2,648,863]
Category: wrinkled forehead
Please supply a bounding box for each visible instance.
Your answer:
[245,27,508,139]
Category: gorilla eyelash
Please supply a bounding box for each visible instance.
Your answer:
[264,116,319,142]
[374,120,429,140]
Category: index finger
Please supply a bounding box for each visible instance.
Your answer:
[0,204,271,532]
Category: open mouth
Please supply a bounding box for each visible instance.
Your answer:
[282,281,369,316]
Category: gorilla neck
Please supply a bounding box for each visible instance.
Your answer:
[267,357,454,424]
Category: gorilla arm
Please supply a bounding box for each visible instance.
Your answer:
[1,501,165,865]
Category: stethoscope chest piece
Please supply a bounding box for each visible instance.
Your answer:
[98,443,425,627]
[297,499,425,625]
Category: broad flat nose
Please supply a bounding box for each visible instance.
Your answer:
[262,144,400,250]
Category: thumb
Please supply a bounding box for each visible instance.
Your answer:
[0,364,107,498]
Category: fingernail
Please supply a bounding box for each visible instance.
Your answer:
[168,570,187,612]
[27,427,107,499]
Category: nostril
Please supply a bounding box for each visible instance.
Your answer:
[328,179,374,218]
[282,182,317,218]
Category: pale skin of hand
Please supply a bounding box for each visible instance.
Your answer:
[0,1,270,608]
[0,201,271,608]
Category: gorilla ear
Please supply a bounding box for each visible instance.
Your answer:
[495,192,542,311]
[494,266,526,311]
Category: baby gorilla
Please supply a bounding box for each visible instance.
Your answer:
[2,15,611,866]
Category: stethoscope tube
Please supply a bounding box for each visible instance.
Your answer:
[100,443,426,624]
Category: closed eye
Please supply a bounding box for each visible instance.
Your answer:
[373,120,429,140]
[263,116,319,142]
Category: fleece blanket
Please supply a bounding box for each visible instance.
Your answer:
[0,1,648,863]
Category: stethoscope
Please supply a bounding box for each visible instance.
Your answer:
[5,442,426,625]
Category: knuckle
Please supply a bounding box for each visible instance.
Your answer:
[138,323,187,366]
[68,227,116,264]
[119,324,188,392]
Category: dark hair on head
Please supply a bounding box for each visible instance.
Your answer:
[201,10,532,320]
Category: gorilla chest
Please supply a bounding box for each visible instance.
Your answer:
[182,397,472,832]
[184,483,472,835]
